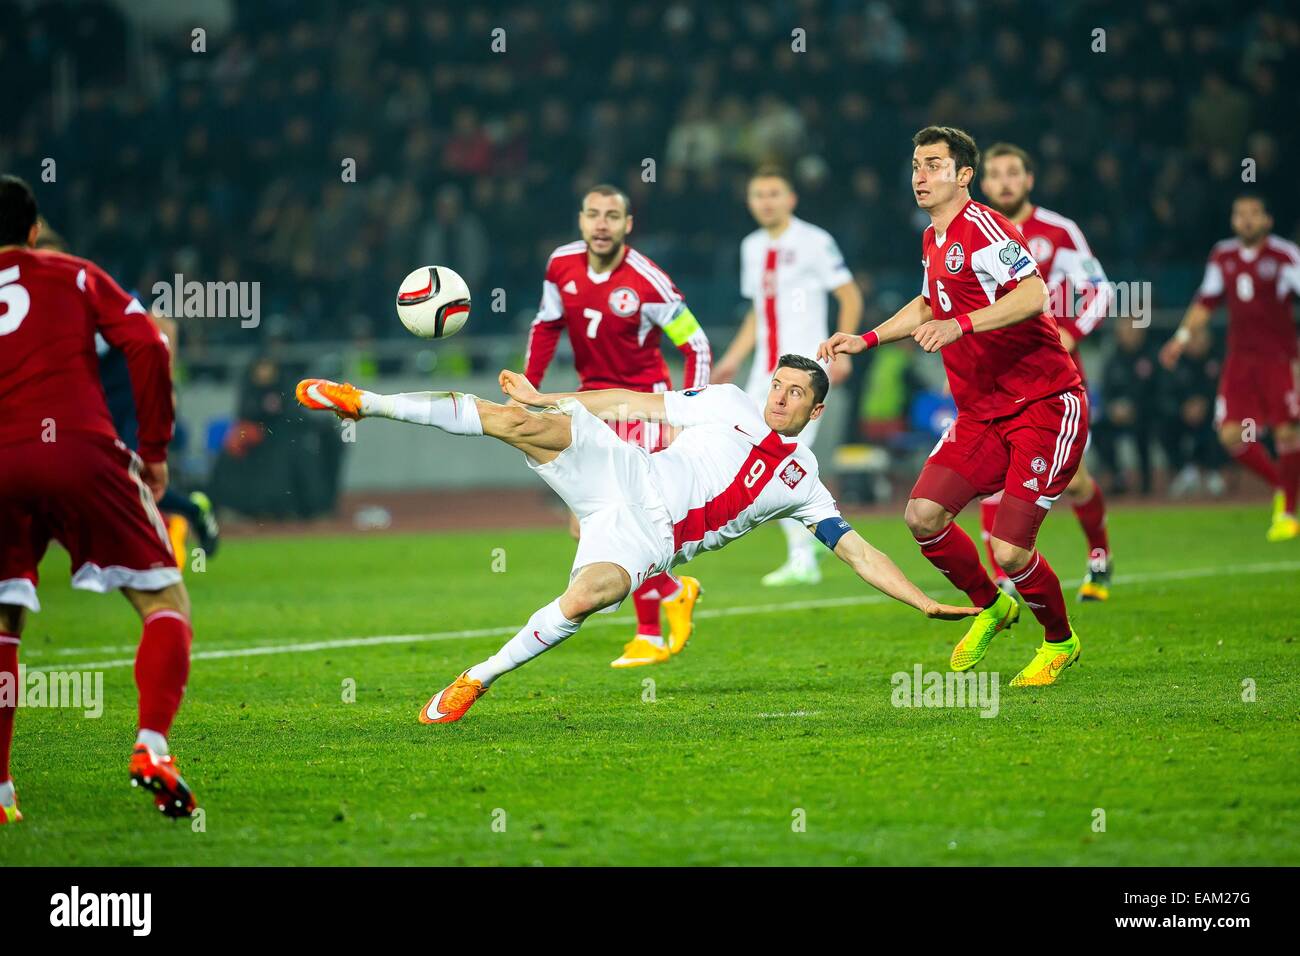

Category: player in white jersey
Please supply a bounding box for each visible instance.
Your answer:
[714,167,863,588]
[295,357,976,724]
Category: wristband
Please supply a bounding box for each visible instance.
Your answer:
[861,330,880,350]
[953,313,974,335]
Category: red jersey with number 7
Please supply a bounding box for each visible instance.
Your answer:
[0,247,174,461]
[524,242,711,392]
[921,199,1080,421]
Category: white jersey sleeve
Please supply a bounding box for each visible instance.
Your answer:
[1198,260,1225,300]
[662,383,765,431]
[535,279,563,322]
[786,476,842,527]
[971,235,1039,288]
[812,230,853,290]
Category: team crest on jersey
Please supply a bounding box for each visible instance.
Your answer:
[944,242,965,274]
[1259,259,1278,280]
[998,240,1023,267]
[779,461,806,489]
[1029,236,1054,263]
[1030,456,1048,475]
[608,286,640,316]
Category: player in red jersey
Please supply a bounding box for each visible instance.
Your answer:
[0,176,197,821]
[524,185,712,668]
[977,143,1114,600]
[1161,194,1300,542]
[821,127,1087,687]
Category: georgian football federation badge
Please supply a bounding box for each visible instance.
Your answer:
[1259,258,1278,280]
[945,242,965,274]
[608,286,640,316]
[1030,456,1048,475]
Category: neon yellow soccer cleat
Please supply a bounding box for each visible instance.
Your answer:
[0,798,21,825]
[950,590,1020,671]
[662,576,702,655]
[1266,492,1298,542]
[610,636,671,668]
[1010,632,1082,688]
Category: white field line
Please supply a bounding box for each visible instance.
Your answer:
[23,559,1300,673]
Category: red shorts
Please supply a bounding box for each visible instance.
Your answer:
[1215,354,1300,428]
[911,387,1089,549]
[0,434,180,612]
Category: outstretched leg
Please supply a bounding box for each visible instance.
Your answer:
[419,562,632,723]
[296,380,574,465]
[0,604,22,823]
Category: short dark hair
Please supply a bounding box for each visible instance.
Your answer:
[582,184,631,215]
[983,142,1033,175]
[777,354,829,405]
[1233,193,1269,214]
[749,164,794,188]
[0,175,38,246]
[912,126,981,179]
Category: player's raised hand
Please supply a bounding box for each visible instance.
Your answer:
[912,319,963,353]
[924,602,983,621]
[818,332,866,363]
[499,369,544,406]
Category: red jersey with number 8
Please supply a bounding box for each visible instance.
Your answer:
[921,199,1080,421]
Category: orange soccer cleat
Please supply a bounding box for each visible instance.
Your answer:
[129,743,198,818]
[419,672,486,724]
[662,575,702,655]
[295,378,365,420]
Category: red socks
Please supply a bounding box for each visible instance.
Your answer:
[0,634,17,781]
[632,572,681,637]
[135,610,193,737]
[979,495,1004,580]
[916,523,1000,609]
[1007,551,1072,641]
[1232,443,1280,490]
[1071,479,1110,559]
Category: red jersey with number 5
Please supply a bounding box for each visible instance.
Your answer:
[524,242,711,392]
[921,199,1080,421]
[0,248,174,461]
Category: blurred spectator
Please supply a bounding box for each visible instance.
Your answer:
[1093,322,1160,495]
[1158,327,1227,497]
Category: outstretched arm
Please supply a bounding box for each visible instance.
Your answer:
[499,369,667,422]
[828,528,978,619]
[818,294,932,362]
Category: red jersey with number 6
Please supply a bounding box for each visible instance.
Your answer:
[524,242,711,393]
[0,247,174,460]
[921,199,1080,421]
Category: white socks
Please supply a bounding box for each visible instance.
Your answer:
[361,391,483,435]
[0,779,14,805]
[781,517,817,569]
[467,599,581,687]
[136,729,168,756]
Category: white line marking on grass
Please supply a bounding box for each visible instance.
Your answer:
[27,559,1300,672]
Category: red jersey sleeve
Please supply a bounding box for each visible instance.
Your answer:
[85,263,174,461]
[524,266,566,388]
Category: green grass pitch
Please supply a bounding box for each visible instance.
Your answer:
[2,503,1297,866]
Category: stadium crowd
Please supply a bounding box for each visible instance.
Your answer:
[2,0,1296,498]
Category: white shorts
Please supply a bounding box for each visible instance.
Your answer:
[527,398,675,610]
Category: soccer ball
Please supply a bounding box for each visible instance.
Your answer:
[395,265,471,338]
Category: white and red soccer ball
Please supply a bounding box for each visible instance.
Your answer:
[395,265,471,339]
